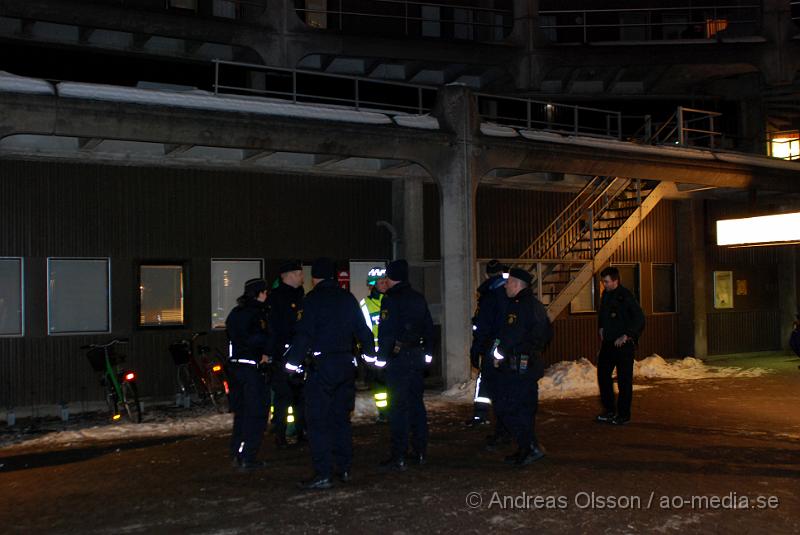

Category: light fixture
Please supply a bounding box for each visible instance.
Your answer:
[768,131,799,160]
[716,212,800,247]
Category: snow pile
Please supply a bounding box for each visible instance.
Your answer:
[635,354,770,379]
[538,358,600,400]
[441,355,771,403]
[13,413,232,449]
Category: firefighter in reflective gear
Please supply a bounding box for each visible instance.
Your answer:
[225,278,270,471]
[491,268,552,467]
[359,267,389,422]
[467,260,510,431]
[285,258,375,490]
[267,260,306,448]
[369,259,435,471]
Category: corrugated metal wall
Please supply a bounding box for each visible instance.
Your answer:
[703,200,792,354]
[0,160,393,407]
[468,186,680,361]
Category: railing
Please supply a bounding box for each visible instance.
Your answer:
[111,0,267,20]
[539,4,761,44]
[212,59,438,114]
[643,106,722,148]
[518,176,632,260]
[477,94,623,139]
[294,0,513,41]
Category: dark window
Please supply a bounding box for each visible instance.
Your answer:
[613,263,640,303]
[652,263,676,313]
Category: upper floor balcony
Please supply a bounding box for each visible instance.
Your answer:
[538,1,766,45]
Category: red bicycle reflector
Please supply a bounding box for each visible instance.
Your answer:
[124,372,135,381]
[223,380,230,394]
[112,414,121,420]
[212,365,222,372]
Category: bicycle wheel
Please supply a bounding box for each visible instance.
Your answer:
[121,381,142,423]
[206,371,229,413]
[177,364,198,405]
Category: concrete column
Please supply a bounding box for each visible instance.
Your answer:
[429,85,484,387]
[392,176,424,262]
[677,199,708,358]
[778,247,798,351]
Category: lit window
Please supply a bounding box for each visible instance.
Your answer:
[48,258,110,334]
[0,258,24,336]
[139,264,184,327]
[211,259,263,329]
[768,131,800,160]
[705,19,728,38]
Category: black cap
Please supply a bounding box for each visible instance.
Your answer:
[386,259,409,282]
[244,278,268,297]
[508,268,532,285]
[486,259,508,275]
[278,260,302,274]
[311,257,336,280]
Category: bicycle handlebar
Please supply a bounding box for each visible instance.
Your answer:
[80,338,129,350]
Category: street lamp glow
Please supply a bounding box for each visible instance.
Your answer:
[716,212,800,246]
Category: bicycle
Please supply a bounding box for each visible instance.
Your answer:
[81,338,142,423]
[168,332,229,412]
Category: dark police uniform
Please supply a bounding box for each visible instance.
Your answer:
[378,260,435,467]
[225,286,270,468]
[267,280,306,446]
[469,271,510,425]
[597,284,645,423]
[285,260,374,489]
[493,281,551,465]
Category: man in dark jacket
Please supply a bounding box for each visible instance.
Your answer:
[284,258,375,490]
[225,278,271,471]
[372,259,435,471]
[596,266,645,425]
[491,268,551,467]
[267,260,306,448]
[467,260,510,428]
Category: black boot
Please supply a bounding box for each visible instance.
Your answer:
[298,474,333,490]
[379,456,407,472]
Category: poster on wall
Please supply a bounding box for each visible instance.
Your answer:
[713,271,734,309]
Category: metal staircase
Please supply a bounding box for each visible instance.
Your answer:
[514,176,674,320]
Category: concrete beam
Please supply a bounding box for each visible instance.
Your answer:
[164,143,193,156]
[241,149,275,162]
[78,137,103,151]
[313,154,347,168]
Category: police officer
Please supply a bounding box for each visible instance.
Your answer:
[284,258,374,490]
[359,267,389,422]
[371,259,434,471]
[225,278,271,471]
[596,266,645,425]
[491,268,551,466]
[267,260,306,448]
[467,260,510,438]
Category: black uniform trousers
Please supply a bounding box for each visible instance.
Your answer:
[494,358,544,450]
[597,340,635,419]
[228,364,268,462]
[385,348,428,458]
[305,353,356,478]
[271,366,306,438]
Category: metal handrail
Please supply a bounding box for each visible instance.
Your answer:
[212,59,437,114]
[476,93,623,139]
[520,176,617,259]
[295,0,513,38]
[540,4,761,44]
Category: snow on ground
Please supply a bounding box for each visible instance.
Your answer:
[1,356,770,450]
[441,355,772,402]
